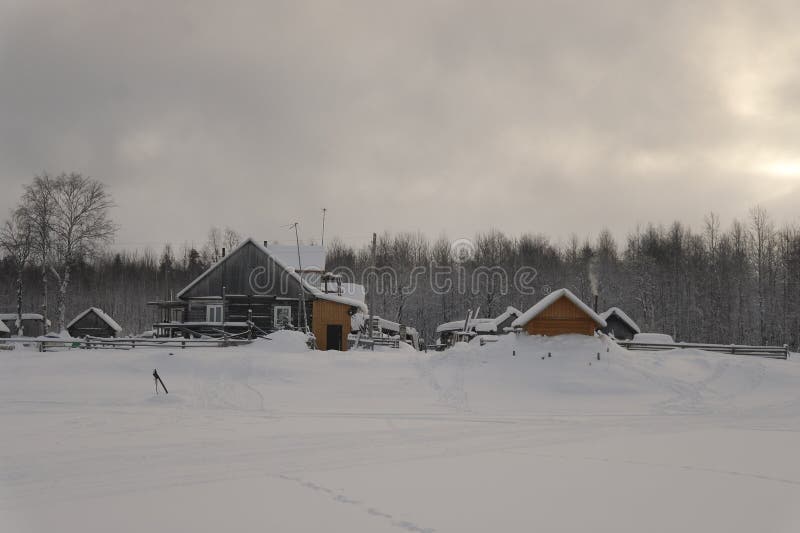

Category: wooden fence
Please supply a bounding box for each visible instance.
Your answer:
[350,337,401,350]
[1,336,252,352]
[616,340,789,360]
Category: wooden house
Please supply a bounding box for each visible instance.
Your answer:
[67,308,122,338]
[148,238,368,351]
[436,306,522,347]
[599,307,640,340]
[511,289,606,336]
[0,313,46,337]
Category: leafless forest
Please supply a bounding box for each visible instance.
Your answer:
[2,175,799,348]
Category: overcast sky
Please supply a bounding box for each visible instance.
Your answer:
[1,0,800,250]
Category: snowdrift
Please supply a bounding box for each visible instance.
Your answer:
[3,333,800,533]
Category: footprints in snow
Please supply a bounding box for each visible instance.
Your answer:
[279,474,435,533]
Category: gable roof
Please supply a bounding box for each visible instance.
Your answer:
[176,237,367,313]
[67,308,122,332]
[0,320,9,333]
[511,288,607,328]
[599,307,641,334]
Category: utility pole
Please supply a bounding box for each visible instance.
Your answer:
[368,232,376,338]
[291,223,309,332]
[321,208,327,248]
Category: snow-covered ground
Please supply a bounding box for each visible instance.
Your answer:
[3,332,800,532]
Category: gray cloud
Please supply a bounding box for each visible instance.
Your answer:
[1,0,800,250]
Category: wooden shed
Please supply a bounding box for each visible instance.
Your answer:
[312,299,353,351]
[511,288,606,336]
[67,308,122,338]
[0,313,46,337]
[599,307,641,340]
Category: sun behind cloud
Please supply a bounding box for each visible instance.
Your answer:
[759,159,800,179]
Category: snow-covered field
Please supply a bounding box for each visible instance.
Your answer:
[3,332,800,532]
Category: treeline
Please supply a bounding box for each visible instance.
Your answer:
[326,208,800,348]
[0,173,249,335]
[0,237,237,335]
[4,187,800,348]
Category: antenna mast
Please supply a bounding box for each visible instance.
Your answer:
[291,222,309,332]
[321,208,327,248]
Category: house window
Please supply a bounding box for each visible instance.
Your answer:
[274,306,292,329]
[207,305,223,324]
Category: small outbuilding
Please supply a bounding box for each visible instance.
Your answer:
[67,308,122,338]
[511,288,606,336]
[0,313,46,337]
[599,307,641,340]
[436,306,522,347]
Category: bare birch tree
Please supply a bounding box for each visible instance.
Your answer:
[48,173,117,332]
[223,227,241,252]
[21,174,56,332]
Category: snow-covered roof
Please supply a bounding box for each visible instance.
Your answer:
[339,283,366,303]
[475,306,522,333]
[436,306,522,334]
[632,332,674,344]
[264,244,326,272]
[511,289,607,328]
[599,307,641,334]
[370,316,419,337]
[252,240,367,313]
[67,308,123,332]
[0,313,44,321]
[177,238,367,313]
[0,320,9,333]
[436,317,493,334]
